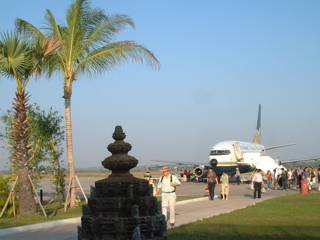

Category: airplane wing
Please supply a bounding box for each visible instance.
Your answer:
[264,143,296,151]
[280,156,320,165]
[149,159,200,166]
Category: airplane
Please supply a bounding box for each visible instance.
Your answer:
[193,104,297,177]
[151,104,318,179]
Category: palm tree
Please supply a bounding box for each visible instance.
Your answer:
[0,32,59,215]
[17,0,160,208]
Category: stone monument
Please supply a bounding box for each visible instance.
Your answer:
[78,126,166,240]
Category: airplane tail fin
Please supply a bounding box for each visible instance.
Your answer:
[252,104,261,144]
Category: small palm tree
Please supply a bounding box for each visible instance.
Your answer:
[0,32,36,215]
[17,0,160,208]
[0,32,59,215]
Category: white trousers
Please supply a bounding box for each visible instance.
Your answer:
[161,192,176,224]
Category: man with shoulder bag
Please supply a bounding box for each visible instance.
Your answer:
[156,166,181,227]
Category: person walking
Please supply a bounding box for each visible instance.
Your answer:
[156,166,181,227]
[252,169,263,199]
[207,168,218,200]
[220,172,230,200]
[301,175,309,195]
[272,168,278,189]
[266,170,273,190]
[235,167,241,185]
[281,168,289,191]
[317,168,320,192]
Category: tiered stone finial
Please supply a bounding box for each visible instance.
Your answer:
[78,126,167,239]
[102,126,138,180]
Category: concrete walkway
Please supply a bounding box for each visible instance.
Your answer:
[0,185,297,240]
[175,193,278,227]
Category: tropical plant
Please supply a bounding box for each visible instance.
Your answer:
[2,104,66,203]
[0,175,17,217]
[0,32,60,215]
[28,105,65,202]
[17,0,160,207]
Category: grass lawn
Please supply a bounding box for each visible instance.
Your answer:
[169,193,320,240]
[0,204,82,229]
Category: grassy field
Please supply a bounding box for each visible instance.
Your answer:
[0,204,83,229]
[169,193,320,240]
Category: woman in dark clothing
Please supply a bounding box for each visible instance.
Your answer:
[207,168,218,200]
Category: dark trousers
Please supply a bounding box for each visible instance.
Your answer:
[298,175,302,188]
[282,177,288,190]
[254,182,262,199]
[236,176,241,185]
[208,182,216,200]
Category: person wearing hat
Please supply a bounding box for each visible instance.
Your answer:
[156,166,181,227]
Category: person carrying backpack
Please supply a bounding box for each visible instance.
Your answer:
[156,166,181,227]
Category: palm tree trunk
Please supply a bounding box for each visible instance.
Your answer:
[64,92,76,208]
[17,167,36,214]
[12,90,37,215]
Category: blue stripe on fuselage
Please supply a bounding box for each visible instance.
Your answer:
[212,164,254,175]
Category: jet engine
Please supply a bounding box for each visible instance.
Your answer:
[193,166,208,178]
[210,158,218,167]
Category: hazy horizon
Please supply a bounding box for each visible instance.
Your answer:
[0,0,319,171]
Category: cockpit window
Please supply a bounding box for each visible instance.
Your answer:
[210,150,231,155]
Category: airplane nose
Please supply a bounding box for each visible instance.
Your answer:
[210,159,218,167]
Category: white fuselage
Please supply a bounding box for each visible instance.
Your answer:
[209,141,281,173]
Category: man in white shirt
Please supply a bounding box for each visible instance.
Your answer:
[252,169,263,199]
[156,166,181,227]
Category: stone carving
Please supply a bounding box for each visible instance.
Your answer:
[78,126,166,239]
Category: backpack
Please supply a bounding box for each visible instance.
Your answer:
[160,174,173,183]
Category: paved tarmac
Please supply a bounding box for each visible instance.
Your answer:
[1,183,297,240]
[37,177,208,199]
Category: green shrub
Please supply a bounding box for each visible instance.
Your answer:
[0,176,17,217]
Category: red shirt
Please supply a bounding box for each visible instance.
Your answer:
[266,173,272,180]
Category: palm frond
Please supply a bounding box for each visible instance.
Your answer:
[14,20,62,78]
[65,0,89,67]
[75,41,160,75]
[16,19,47,43]
[43,10,67,75]
[42,38,62,57]
[43,53,65,77]
[0,32,33,83]
[84,14,134,49]
[82,8,108,31]
[16,19,61,57]
[67,0,89,28]
[44,10,63,40]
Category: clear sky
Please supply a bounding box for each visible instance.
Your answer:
[0,0,319,170]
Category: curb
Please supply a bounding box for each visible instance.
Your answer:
[0,197,206,236]
[176,197,208,205]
